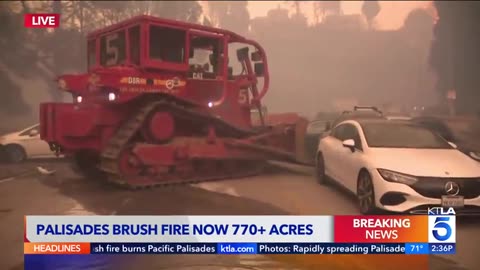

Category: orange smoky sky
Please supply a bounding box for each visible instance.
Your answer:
[201,1,434,30]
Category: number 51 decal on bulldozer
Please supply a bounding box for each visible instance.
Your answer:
[238,88,248,104]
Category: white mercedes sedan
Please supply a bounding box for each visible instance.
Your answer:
[316,119,480,215]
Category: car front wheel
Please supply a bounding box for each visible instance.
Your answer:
[5,144,26,163]
[357,171,377,214]
[316,153,328,185]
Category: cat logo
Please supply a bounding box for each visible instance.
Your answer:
[193,72,203,79]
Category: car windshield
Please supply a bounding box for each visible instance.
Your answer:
[444,118,480,141]
[307,121,328,133]
[22,124,39,132]
[362,122,452,149]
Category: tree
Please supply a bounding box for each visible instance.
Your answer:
[292,1,301,15]
[401,9,435,107]
[207,1,250,34]
[361,0,380,29]
[403,8,434,38]
[228,1,250,34]
[207,1,229,27]
[430,1,480,114]
[149,1,202,23]
[402,8,434,52]
[313,1,342,24]
[202,16,213,27]
[0,1,38,114]
[283,1,308,28]
[0,0,204,120]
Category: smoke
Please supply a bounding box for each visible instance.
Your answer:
[0,1,440,130]
[246,3,436,118]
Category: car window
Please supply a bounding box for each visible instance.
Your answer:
[331,123,363,150]
[332,124,347,140]
[307,121,328,134]
[343,124,363,151]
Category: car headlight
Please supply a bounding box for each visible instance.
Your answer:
[377,169,418,185]
[469,151,480,161]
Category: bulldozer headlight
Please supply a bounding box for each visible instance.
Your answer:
[76,96,83,103]
[108,92,116,101]
[208,102,213,108]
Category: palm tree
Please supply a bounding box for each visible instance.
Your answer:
[361,0,380,30]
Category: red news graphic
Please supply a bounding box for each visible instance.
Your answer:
[24,243,90,255]
[334,216,429,243]
[24,14,60,28]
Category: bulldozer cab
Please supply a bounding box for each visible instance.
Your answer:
[85,16,269,129]
[87,16,267,82]
[188,35,223,79]
[88,21,189,71]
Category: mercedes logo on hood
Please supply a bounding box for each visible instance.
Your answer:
[444,181,460,196]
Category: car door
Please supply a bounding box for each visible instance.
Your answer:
[320,124,347,182]
[18,125,50,157]
[335,123,365,192]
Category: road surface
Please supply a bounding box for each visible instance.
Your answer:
[193,162,479,270]
[0,160,477,270]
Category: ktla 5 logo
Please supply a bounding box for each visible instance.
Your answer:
[24,14,60,28]
[428,216,456,243]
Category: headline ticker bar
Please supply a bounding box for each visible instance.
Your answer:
[24,242,456,255]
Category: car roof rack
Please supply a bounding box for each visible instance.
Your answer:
[329,106,385,129]
[341,106,383,116]
[354,106,382,114]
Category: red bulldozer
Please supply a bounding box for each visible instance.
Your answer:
[40,15,309,188]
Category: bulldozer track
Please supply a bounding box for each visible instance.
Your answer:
[99,99,265,189]
[104,161,266,190]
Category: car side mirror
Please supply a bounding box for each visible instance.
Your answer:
[29,129,39,137]
[342,139,355,152]
[254,62,264,77]
[448,142,457,149]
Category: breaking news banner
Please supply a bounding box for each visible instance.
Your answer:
[24,210,456,258]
